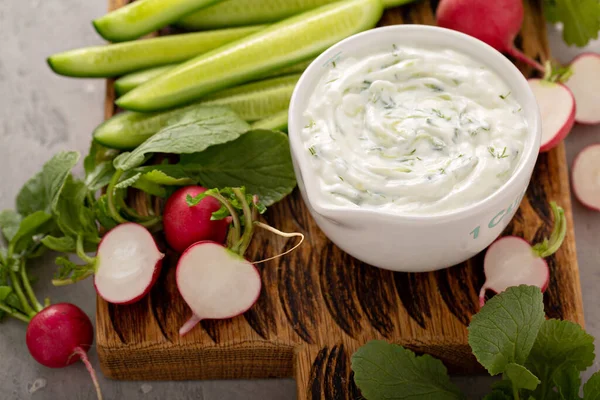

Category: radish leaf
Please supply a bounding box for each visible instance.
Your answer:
[0,210,22,242]
[351,340,464,400]
[15,172,46,217]
[41,236,77,253]
[181,130,296,206]
[526,319,594,399]
[113,106,249,171]
[503,363,540,391]
[551,365,581,400]
[53,177,98,242]
[468,285,545,375]
[543,0,600,47]
[10,211,53,256]
[16,151,80,216]
[584,372,600,399]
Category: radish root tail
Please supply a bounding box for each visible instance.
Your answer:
[252,222,305,264]
[73,347,103,400]
[179,314,201,337]
[478,286,488,308]
[505,46,546,73]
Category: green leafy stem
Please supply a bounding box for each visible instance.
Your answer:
[106,169,162,228]
[51,235,97,287]
[186,187,262,257]
[532,201,567,258]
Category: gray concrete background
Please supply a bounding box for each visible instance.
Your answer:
[0,1,598,399]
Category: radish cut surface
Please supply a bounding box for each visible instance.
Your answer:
[176,242,261,324]
[94,223,164,304]
[528,79,576,152]
[565,54,600,125]
[572,144,600,211]
[480,237,549,305]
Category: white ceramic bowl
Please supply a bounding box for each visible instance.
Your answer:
[288,25,541,272]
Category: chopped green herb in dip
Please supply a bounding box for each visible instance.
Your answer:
[301,46,529,214]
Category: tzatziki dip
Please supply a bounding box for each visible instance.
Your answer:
[301,45,529,215]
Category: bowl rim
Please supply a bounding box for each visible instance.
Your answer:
[288,24,541,224]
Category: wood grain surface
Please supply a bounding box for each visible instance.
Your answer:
[97,1,584,398]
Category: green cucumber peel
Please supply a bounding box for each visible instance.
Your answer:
[49,25,262,78]
[93,0,226,42]
[117,0,383,112]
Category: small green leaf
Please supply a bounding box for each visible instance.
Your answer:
[94,195,118,230]
[552,365,582,400]
[132,178,167,198]
[53,177,99,242]
[468,285,545,375]
[527,319,594,399]
[113,106,249,171]
[10,211,53,255]
[139,167,195,186]
[53,256,94,283]
[504,363,540,391]
[0,286,12,302]
[351,340,464,400]
[115,173,142,190]
[84,141,119,192]
[181,130,297,206]
[15,171,46,217]
[16,151,80,217]
[0,210,22,242]
[41,236,77,253]
[43,151,81,211]
[584,371,600,399]
[543,0,600,47]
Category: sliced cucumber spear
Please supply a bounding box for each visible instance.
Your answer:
[47,26,262,78]
[178,0,414,30]
[117,0,383,112]
[95,74,300,150]
[114,57,313,96]
[251,110,289,132]
[115,65,175,96]
[93,0,224,42]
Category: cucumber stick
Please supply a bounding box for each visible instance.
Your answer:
[93,0,224,42]
[199,74,299,120]
[95,74,300,149]
[178,0,415,30]
[117,0,383,112]
[47,26,262,78]
[251,110,289,131]
[115,65,176,96]
[114,57,313,96]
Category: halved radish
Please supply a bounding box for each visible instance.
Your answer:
[528,79,576,152]
[176,241,261,336]
[479,237,549,306]
[94,223,164,304]
[564,53,600,125]
[572,144,600,211]
[479,202,565,306]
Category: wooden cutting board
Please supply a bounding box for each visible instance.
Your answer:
[97,0,584,398]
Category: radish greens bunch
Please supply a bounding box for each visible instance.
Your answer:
[352,285,599,400]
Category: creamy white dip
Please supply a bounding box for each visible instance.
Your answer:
[301,45,529,215]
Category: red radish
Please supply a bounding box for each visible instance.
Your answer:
[479,202,566,306]
[163,186,229,253]
[564,53,600,125]
[26,303,102,399]
[436,0,545,73]
[94,223,164,304]
[572,144,600,211]
[528,79,576,152]
[175,187,304,336]
[176,241,262,336]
